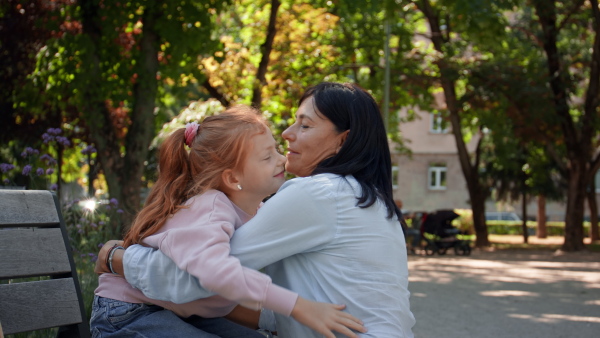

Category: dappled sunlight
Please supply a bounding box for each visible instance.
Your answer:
[480,290,540,297]
[508,313,600,324]
[411,292,427,298]
[409,250,600,338]
[409,254,600,288]
[508,313,561,324]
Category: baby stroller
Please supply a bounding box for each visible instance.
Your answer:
[421,209,471,256]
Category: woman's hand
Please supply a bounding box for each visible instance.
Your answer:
[94,240,124,275]
[291,297,367,338]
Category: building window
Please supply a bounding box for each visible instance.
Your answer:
[428,164,447,190]
[430,113,449,134]
[392,165,399,190]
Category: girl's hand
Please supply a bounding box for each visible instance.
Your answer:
[291,297,367,338]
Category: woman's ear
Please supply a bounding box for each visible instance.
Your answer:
[335,130,350,154]
[221,169,241,192]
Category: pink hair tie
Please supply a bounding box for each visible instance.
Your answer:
[184,122,200,147]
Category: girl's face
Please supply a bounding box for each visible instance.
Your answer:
[237,126,287,199]
[282,96,348,177]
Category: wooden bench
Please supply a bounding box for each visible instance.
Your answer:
[0,190,90,337]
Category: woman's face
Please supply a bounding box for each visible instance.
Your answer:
[282,96,348,177]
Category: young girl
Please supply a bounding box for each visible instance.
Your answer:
[90,106,365,337]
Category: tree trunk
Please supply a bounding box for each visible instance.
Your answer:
[562,160,587,251]
[251,0,280,110]
[117,1,162,233]
[533,0,600,251]
[537,195,547,238]
[587,178,599,242]
[418,0,490,247]
[80,0,162,235]
[470,187,489,247]
[522,192,528,244]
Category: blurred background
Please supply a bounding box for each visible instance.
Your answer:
[1,0,598,258]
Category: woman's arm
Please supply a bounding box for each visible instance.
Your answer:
[117,178,335,296]
[145,193,298,315]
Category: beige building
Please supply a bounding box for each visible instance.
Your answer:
[391,106,478,213]
[391,107,598,221]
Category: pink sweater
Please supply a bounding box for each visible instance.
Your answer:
[94,190,298,318]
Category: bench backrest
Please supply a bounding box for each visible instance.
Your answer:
[0,190,90,337]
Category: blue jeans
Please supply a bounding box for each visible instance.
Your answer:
[90,295,266,338]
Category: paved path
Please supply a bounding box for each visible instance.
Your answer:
[408,248,600,338]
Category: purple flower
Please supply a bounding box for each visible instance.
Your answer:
[98,243,104,248]
[46,168,54,175]
[0,163,14,173]
[3,178,9,184]
[36,168,44,176]
[81,145,97,155]
[22,165,32,176]
[56,136,71,146]
[42,133,53,143]
[109,198,119,206]
[47,128,62,135]
[98,221,105,225]
[91,223,97,228]
[50,183,58,191]
[117,209,124,214]
[40,154,57,165]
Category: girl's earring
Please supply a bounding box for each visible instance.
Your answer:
[237,184,243,191]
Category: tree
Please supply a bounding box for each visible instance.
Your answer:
[408,0,517,247]
[16,0,230,230]
[527,0,600,251]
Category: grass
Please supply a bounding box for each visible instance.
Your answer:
[488,234,600,252]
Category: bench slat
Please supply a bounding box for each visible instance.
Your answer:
[0,278,83,334]
[0,228,72,279]
[0,190,59,227]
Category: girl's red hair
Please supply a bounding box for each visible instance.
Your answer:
[123,105,267,247]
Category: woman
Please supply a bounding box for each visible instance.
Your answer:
[99,82,415,337]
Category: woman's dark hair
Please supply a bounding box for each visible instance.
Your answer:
[299,82,402,221]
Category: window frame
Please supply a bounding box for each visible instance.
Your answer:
[430,113,449,134]
[391,165,399,190]
[428,164,447,190]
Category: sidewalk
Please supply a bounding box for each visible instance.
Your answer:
[408,245,600,338]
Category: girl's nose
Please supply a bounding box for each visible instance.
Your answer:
[277,153,286,166]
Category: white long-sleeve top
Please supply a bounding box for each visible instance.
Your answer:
[124,174,416,337]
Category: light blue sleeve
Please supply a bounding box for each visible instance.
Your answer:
[124,244,216,304]
[123,176,338,303]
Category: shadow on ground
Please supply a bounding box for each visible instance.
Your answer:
[408,248,600,338]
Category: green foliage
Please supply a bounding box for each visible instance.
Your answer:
[152,98,225,148]
[486,221,591,237]
[61,197,124,320]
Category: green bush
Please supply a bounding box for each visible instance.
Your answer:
[485,220,591,236]
[61,198,124,320]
